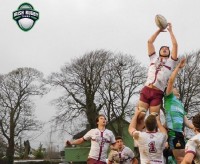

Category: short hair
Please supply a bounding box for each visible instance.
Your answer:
[159,46,170,57]
[95,114,106,125]
[145,115,157,131]
[192,113,200,132]
[115,136,123,141]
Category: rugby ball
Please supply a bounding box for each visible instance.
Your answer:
[18,18,34,31]
[155,14,168,29]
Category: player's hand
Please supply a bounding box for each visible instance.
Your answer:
[135,106,146,116]
[160,28,167,32]
[66,140,72,147]
[110,143,118,151]
[167,23,172,32]
[134,107,140,114]
[158,28,167,33]
[155,113,161,122]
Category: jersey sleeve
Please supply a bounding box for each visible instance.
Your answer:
[167,56,178,70]
[132,130,141,141]
[127,147,135,159]
[149,53,157,63]
[185,139,197,155]
[83,129,92,141]
[110,131,116,144]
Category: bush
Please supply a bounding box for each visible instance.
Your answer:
[33,151,44,159]
[33,143,44,159]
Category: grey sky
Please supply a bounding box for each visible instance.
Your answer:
[1,0,200,149]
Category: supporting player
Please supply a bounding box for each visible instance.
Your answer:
[129,108,167,163]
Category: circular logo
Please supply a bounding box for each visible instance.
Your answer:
[13,3,39,31]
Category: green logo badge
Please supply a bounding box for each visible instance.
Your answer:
[13,3,39,31]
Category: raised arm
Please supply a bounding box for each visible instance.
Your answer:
[181,153,195,164]
[165,58,186,95]
[167,23,178,60]
[128,107,140,136]
[148,29,162,56]
[184,116,194,129]
[156,115,167,135]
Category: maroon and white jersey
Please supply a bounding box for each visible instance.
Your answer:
[145,53,177,91]
[83,128,116,162]
[108,146,135,164]
[185,133,200,164]
[133,131,167,164]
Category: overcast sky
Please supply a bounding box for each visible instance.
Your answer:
[1,0,200,149]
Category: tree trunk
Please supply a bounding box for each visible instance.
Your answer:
[6,139,14,164]
[86,102,98,129]
[6,112,15,164]
[117,120,123,136]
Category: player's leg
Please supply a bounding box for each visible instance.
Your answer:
[138,86,150,117]
[149,88,164,115]
[136,86,150,131]
[136,100,149,131]
[172,131,186,164]
[149,104,161,116]
[138,100,149,115]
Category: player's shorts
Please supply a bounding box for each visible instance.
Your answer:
[168,129,185,149]
[140,86,164,106]
[87,158,107,164]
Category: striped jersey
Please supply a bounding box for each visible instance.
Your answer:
[145,53,177,91]
[133,131,167,164]
[83,128,116,162]
[164,93,186,133]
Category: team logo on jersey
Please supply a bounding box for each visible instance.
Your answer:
[13,3,39,31]
[95,136,108,147]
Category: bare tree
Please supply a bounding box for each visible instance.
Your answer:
[48,50,147,137]
[0,67,46,164]
[48,50,111,133]
[0,133,6,157]
[176,51,200,119]
[100,53,147,136]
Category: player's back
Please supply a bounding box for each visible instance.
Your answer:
[136,131,167,164]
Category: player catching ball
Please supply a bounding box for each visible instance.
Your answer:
[137,21,178,130]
